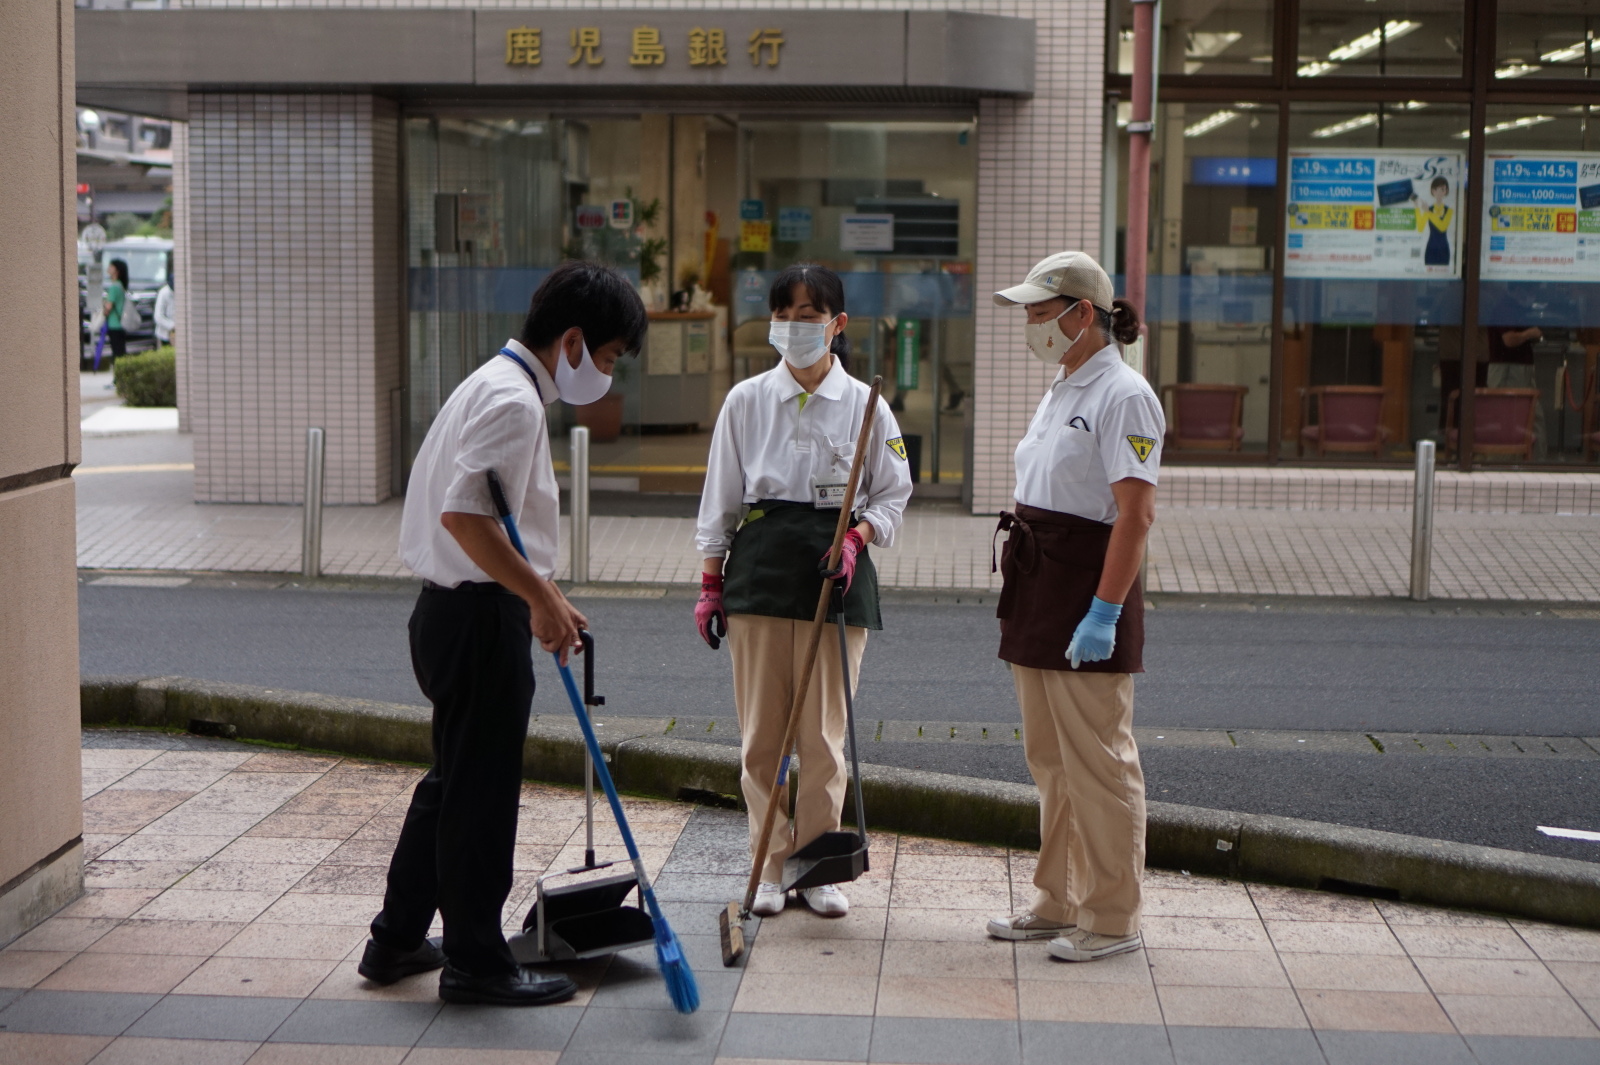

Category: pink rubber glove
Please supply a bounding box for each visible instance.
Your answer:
[696,572,727,650]
[819,528,866,594]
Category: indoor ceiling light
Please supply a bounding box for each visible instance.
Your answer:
[1496,62,1540,78]
[1184,110,1242,138]
[1300,20,1421,76]
[1453,115,1555,139]
[1187,31,1242,57]
[1541,36,1591,64]
[1311,114,1379,138]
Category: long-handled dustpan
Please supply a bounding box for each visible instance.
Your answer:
[486,468,698,1012]
[719,376,883,966]
[780,580,870,892]
[509,631,656,964]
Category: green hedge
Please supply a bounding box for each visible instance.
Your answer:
[114,346,177,407]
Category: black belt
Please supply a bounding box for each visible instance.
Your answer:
[422,579,512,595]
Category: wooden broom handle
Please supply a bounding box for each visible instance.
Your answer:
[742,376,883,912]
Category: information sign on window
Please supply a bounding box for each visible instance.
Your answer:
[1284,150,1462,279]
[1482,152,1600,282]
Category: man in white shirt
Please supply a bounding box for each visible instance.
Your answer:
[362,261,646,1006]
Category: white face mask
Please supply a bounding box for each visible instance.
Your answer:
[1024,302,1088,365]
[555,336,613,406]
[768,317,837,370]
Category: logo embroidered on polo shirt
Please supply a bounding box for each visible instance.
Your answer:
[886,437,907,460]
[1126,435,1155,462]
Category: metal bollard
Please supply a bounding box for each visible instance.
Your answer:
[1410,439,1435,602]
[569,425,591,585]
[302,427,326,579]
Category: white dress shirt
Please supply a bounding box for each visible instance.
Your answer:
[1013,344,1165,524]
[696,358,913,557]
[400,339,562,585]
[154,285,176,343]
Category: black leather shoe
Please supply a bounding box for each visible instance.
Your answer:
[357,936,446,985]
[439,964,578,1006]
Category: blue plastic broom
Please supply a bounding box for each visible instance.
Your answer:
[485,469,700,1014]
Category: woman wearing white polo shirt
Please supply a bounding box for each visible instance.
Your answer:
[694,264,912,920]
[984,251,1163,963]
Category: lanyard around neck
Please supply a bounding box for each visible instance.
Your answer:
[500,347,544,401]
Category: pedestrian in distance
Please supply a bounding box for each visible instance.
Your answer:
[986,251,1164,962]
[154,254,176,346]
[103,258,130,361]
[362,261,646,1005]
[695,264,912,919]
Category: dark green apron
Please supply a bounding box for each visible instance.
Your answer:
[723,500,882,630]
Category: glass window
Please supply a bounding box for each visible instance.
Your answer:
[1496,6,1597,80]
[1297,0,1464,79]
[1476,105,1600,465]
[405,114,978,493]
[1108,0,1273,77]
[1279,102,1469,462]
[1134,102,1278,454]
[729,120,978,490]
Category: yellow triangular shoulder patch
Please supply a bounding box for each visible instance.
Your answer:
[1126,435,1155,463]
[887,436,907,460]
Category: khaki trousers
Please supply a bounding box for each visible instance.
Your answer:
[1012,666,1145,936]
[729,613,867,883]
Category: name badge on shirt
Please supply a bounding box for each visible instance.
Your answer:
[813,479,847,510]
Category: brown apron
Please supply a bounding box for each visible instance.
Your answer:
[994,503,1144,674]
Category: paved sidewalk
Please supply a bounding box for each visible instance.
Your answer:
[74,446,1600,599]
[2,731,1598,1065]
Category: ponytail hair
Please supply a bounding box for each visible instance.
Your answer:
[769,262,850,370]
[1095,298,1141,345]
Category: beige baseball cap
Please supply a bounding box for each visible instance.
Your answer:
[993,251,1115,312]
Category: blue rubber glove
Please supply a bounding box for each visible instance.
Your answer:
[1067,597,1122,669]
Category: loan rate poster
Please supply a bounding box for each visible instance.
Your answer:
[1285,150,1463,279]
[1482,152,1600,281]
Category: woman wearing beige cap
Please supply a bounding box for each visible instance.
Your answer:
[984,251,1163,963]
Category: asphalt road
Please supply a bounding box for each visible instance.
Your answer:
[80,578,1600,862]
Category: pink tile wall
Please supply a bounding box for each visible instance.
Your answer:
[184,93,401,505]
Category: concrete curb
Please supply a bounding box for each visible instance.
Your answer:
[82,675,1600,929]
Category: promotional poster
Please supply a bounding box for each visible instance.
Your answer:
[1285,150,1463,279]
[1482,151,1600,282]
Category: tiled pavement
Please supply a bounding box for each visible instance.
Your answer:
[75,465,1600,601]
[4,732,1599,1064]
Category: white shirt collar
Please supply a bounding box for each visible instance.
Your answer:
[503,338,560,406]
[772,355,851,403]
[1053,344,1122,389]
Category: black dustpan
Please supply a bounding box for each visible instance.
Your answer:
[780,584,870,894]
[509,633,656,964]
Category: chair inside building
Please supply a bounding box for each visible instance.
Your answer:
[1161,383,1248,452]
[1297,385,1388,459]
[1447,388,1539,463]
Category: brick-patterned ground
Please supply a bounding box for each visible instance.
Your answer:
[2,731,1597,1064]
[76,466,1600,601]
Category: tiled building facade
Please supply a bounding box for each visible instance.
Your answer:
[156,1,1103,512]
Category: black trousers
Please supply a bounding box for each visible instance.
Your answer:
[370,584,533,977]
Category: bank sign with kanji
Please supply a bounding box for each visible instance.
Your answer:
[477,11,909,87]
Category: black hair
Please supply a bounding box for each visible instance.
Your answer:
[1093,298,1141,346]
[1430,177,1449,193]
[108,259,129,286]
[521,260,647,356]
[768,263,850,366]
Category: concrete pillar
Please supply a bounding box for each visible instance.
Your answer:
[670,115,708,293]
[0,0,87,944]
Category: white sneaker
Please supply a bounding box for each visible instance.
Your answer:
[800,884,849,917]
[987,911,1074,941]
[751,882,786,917]
[1047,927,1143,962]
